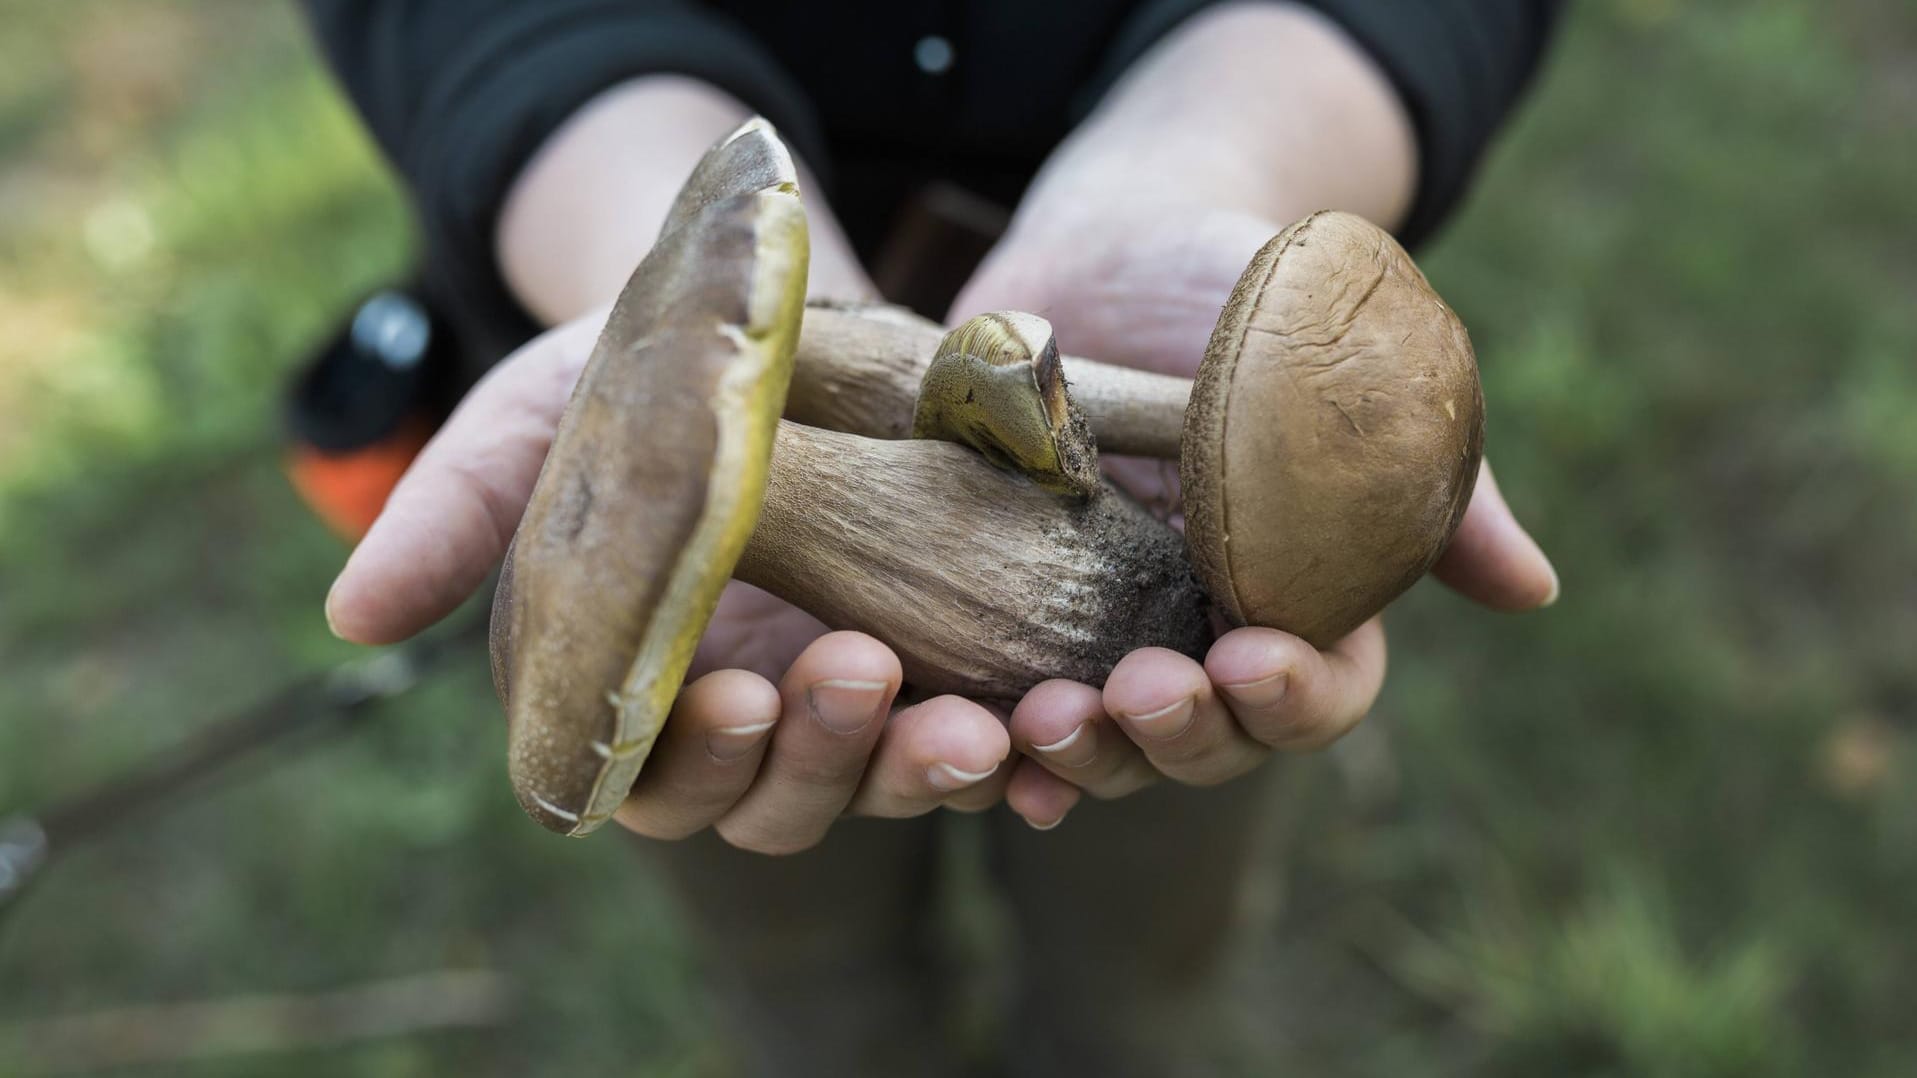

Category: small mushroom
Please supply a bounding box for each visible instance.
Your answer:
[911,311,1101,497]
[493,120,1207,836]
[789,212,1485,646]
[791,301,1192,458]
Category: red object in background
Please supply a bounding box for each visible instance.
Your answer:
[283,289,461,542]
[284,419,431,541]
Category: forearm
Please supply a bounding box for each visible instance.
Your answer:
[496,76,874,327]
[1028,3,1415,238]
[954,2,1418,375]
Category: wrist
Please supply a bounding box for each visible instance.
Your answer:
[496,77,875,327]
[1026,3,1416,235]
[952,200,1275,378]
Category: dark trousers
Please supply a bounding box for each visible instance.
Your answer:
[646,764,1287,1076]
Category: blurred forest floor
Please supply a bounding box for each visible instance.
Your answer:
[1,1,1914,1075]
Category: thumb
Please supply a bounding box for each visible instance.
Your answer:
[1431,459,1559,612]
[325,311,604,644]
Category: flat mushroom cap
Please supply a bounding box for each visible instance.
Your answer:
[1181,211,1484,648]
[491,118,808,835]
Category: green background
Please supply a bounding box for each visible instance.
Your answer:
[2,0,1913,1073]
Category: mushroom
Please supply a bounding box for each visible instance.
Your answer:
[911,310,1102,497]
[791,301,1193,459]
[791,212,1484,647]
[1182,214,1483,645]
[495,119,1483,835]
[492,120,1208,836]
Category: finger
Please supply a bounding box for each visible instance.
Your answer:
[940,758,1018,813]
[845,695,1011,818]
[715,631,901,854]
[1432,459,1559,612]
[612,669,781,839]
[1005,758,1081,830]
[325,312,607,644]
[938,700,1020,813]
[1102,647,1269,786]
[1206,620,1387,751]
[688,582,829,682]
[1009,679,1158,800]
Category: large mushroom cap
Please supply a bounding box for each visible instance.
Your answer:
[492,118,809,835]
[1181,211,1484,648]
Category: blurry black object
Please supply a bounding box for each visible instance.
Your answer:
[283,285,481,540]
[870,182,1011,319]
[285,287,467,452]
[0,615,488,930]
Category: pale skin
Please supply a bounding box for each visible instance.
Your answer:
[325,3,1558,848]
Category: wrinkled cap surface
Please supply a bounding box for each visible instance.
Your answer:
[1181,211,1484,647]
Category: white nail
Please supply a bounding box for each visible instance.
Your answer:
[927,762,995,791]
[1125,697,1196,740]
[1032,724,1085,755]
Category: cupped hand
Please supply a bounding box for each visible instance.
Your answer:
[324,310,1020,852]
[949,203,1559,821]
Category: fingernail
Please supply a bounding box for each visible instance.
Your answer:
[323,582,346,640]
[706,720,775,762]
[1124,696,1195,740]
[1027,810,1069,832]
[1032,723,1097,768]
[1220,671,1289,710]
[808,679,887,735]
[927,761,996,791]
[1540,561,1562,607]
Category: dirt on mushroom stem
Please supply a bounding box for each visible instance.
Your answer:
[732,423,1214,702]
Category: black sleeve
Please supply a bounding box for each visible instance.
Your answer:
[1090,0,1567,248]
[299,0,826,357]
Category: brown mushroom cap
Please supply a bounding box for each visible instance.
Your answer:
[493,118,807,835]
[1181,211,1484,648]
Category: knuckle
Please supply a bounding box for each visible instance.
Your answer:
[941,783,1007,814]
[717,819,821,857]
[1266,705,1365,752]
[781,752,870,791]
[1082,766,1158,801]
[848,780,929,820]
[614,804,701,841]
[1143,733,1214,768]
[1163,752,1263,787]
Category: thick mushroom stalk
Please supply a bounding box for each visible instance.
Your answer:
[492,121,1207,836]
[740,426,1202,697]
[786,212,1486,647]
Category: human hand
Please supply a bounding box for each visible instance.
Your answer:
[948,202,1557,811]
[325,311,1019,852]
[919,1,1557,819]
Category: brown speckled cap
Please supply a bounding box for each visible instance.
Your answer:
[1180,211,1484,648]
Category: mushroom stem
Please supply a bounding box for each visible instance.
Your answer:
[734,423,1210,700]
[792,303,1191,458]
[496,114,1484,838]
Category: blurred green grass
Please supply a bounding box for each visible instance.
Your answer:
[1,0,1913,1074]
